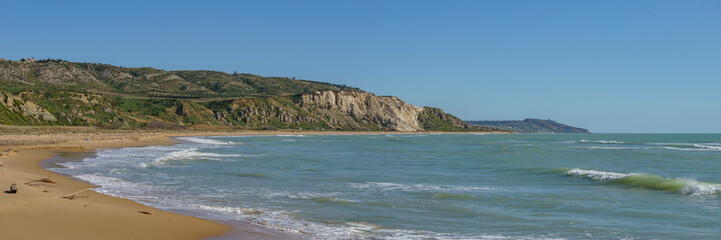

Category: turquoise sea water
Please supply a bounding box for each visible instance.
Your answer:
[52,134,721,239]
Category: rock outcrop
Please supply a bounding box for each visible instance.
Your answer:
[0,91,57,123]
[300,91,423,131]
[203,90,486,132]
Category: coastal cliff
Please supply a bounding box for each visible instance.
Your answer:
[177,90,484,132]
[0,59,495,132]
[299,91,423,131]
[0,89,487,132]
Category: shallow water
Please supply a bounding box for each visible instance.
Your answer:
[52,134,721,239]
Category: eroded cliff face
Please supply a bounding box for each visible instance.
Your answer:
[299,91,424,131]
[201,91,426,131]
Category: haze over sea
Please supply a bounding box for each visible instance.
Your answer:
[53,134,721,239]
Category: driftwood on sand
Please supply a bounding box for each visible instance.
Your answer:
[25,177,56,186]
[62,188,91,200]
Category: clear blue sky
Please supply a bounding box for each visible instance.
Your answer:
[1,0,719,133]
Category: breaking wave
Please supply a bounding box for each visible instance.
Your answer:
[652,143,721,152]
[140,148,243,168]
[565,168,721,195]
[571,141,721,152]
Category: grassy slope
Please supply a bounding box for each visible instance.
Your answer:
[419,107,498,132]
[0,60,354,98]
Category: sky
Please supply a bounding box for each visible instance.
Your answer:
[1,0,719,133]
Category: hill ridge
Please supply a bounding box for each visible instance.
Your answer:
[0,58,357,99]
[0,58,498,132]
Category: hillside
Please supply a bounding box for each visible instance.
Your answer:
[0,58,498,132]
[0,58,354,98]
[466,119,589,133]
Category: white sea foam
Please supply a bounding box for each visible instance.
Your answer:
[178,137,236,145]
[290,193,358,203]
[649,143,721,152]
[74,174,159,199]
[663,145,721,151]
[285,192,336,200]
[70,173,526,240]
[203,206,539,240]
[684,144,721,151]
[661,147,708,152]
[695,144,721,150]
[185,203,376,239]
[679,179,721,195]
[376,228,565,240]
[70,174,561,240]
[54,146,167,172]
[258,191,359,203]
[140,148,244,168]
[578,139,623,144]
[191,204,264,214]
[571,146,641,150]
[349,182,497,192]
[565,168,633,181]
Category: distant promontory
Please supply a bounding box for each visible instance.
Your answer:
[465,119,589,133]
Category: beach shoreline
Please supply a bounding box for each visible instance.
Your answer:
[0,128,506,240]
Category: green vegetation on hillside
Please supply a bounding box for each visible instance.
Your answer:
[0,59,357,99]
[418,107,497,132]
[0,58,501,132]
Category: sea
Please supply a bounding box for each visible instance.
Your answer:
[50,134,721,239]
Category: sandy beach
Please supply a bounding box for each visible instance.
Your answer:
[0,126,505,239]
[0,128,231,240]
